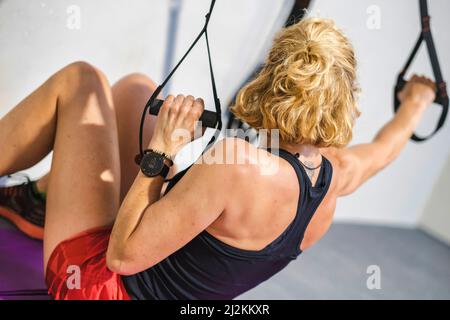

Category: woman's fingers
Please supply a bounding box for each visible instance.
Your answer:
[150,94,205,156]
[161,94,175,110]
[191,98,205,121]
[410,74,436,91]
[168,94,184,123]
[185,98,205,140]
[177,95,195,126]
[162,93,205,133]
[160,94,175,121]
[400,74,436,105]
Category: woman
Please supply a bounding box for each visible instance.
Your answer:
[0,18,436,299]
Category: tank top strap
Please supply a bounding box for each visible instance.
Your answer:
[270,148,333,258]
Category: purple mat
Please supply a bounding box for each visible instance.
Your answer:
[0,229,50,300]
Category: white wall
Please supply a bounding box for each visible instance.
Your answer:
[419,153,450,245]
[1,0,449,229]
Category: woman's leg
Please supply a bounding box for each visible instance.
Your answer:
[111,73,158,202]
[43,62,122,270]
[3,73,158,206]
[0,61,121,270]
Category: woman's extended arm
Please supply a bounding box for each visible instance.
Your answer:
[106,94,230,275]
[324,75,437,196]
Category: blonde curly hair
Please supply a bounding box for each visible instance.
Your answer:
[231,17,360,148]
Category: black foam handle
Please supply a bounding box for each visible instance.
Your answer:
[394,75,449,142]
[148,99,218,128]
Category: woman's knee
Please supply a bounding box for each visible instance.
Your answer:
[114,73,157,92]
[112,73,157,105]
[57,61,112,100]
[112,73,159,120]
[51,61,117,130]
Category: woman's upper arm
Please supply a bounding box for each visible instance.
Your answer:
[120,142,234,274]
[324,142,388,197]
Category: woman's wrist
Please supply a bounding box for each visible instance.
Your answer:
[399,96,428,114]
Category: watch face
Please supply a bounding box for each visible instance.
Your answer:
[141,152,165,177]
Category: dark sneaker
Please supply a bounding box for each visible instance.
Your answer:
[0,174,45,240]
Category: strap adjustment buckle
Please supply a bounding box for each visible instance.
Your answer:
[437,81,447,96]
[421,15,430,33]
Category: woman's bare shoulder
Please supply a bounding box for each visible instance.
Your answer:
[196,137,281,190]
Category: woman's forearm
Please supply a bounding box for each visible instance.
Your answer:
[373,98,427,163]
[106,95,205,273]
[107,170,164,268]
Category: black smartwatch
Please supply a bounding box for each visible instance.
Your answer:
[139,150,173,178]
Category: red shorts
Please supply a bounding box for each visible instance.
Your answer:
[45,226,130,300]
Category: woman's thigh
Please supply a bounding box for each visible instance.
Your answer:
[111,73,159,202]
[44,62,121,270]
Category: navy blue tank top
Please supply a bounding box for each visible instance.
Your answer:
[122,148,333,299]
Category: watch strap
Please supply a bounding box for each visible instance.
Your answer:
[160,163,170,179]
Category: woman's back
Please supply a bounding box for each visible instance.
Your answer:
[205,138,338,253]
[122,138,335,299]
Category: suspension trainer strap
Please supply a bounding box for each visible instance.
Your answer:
[137,0,221,163]
[204,27,223,149]
[394,0,448,142]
